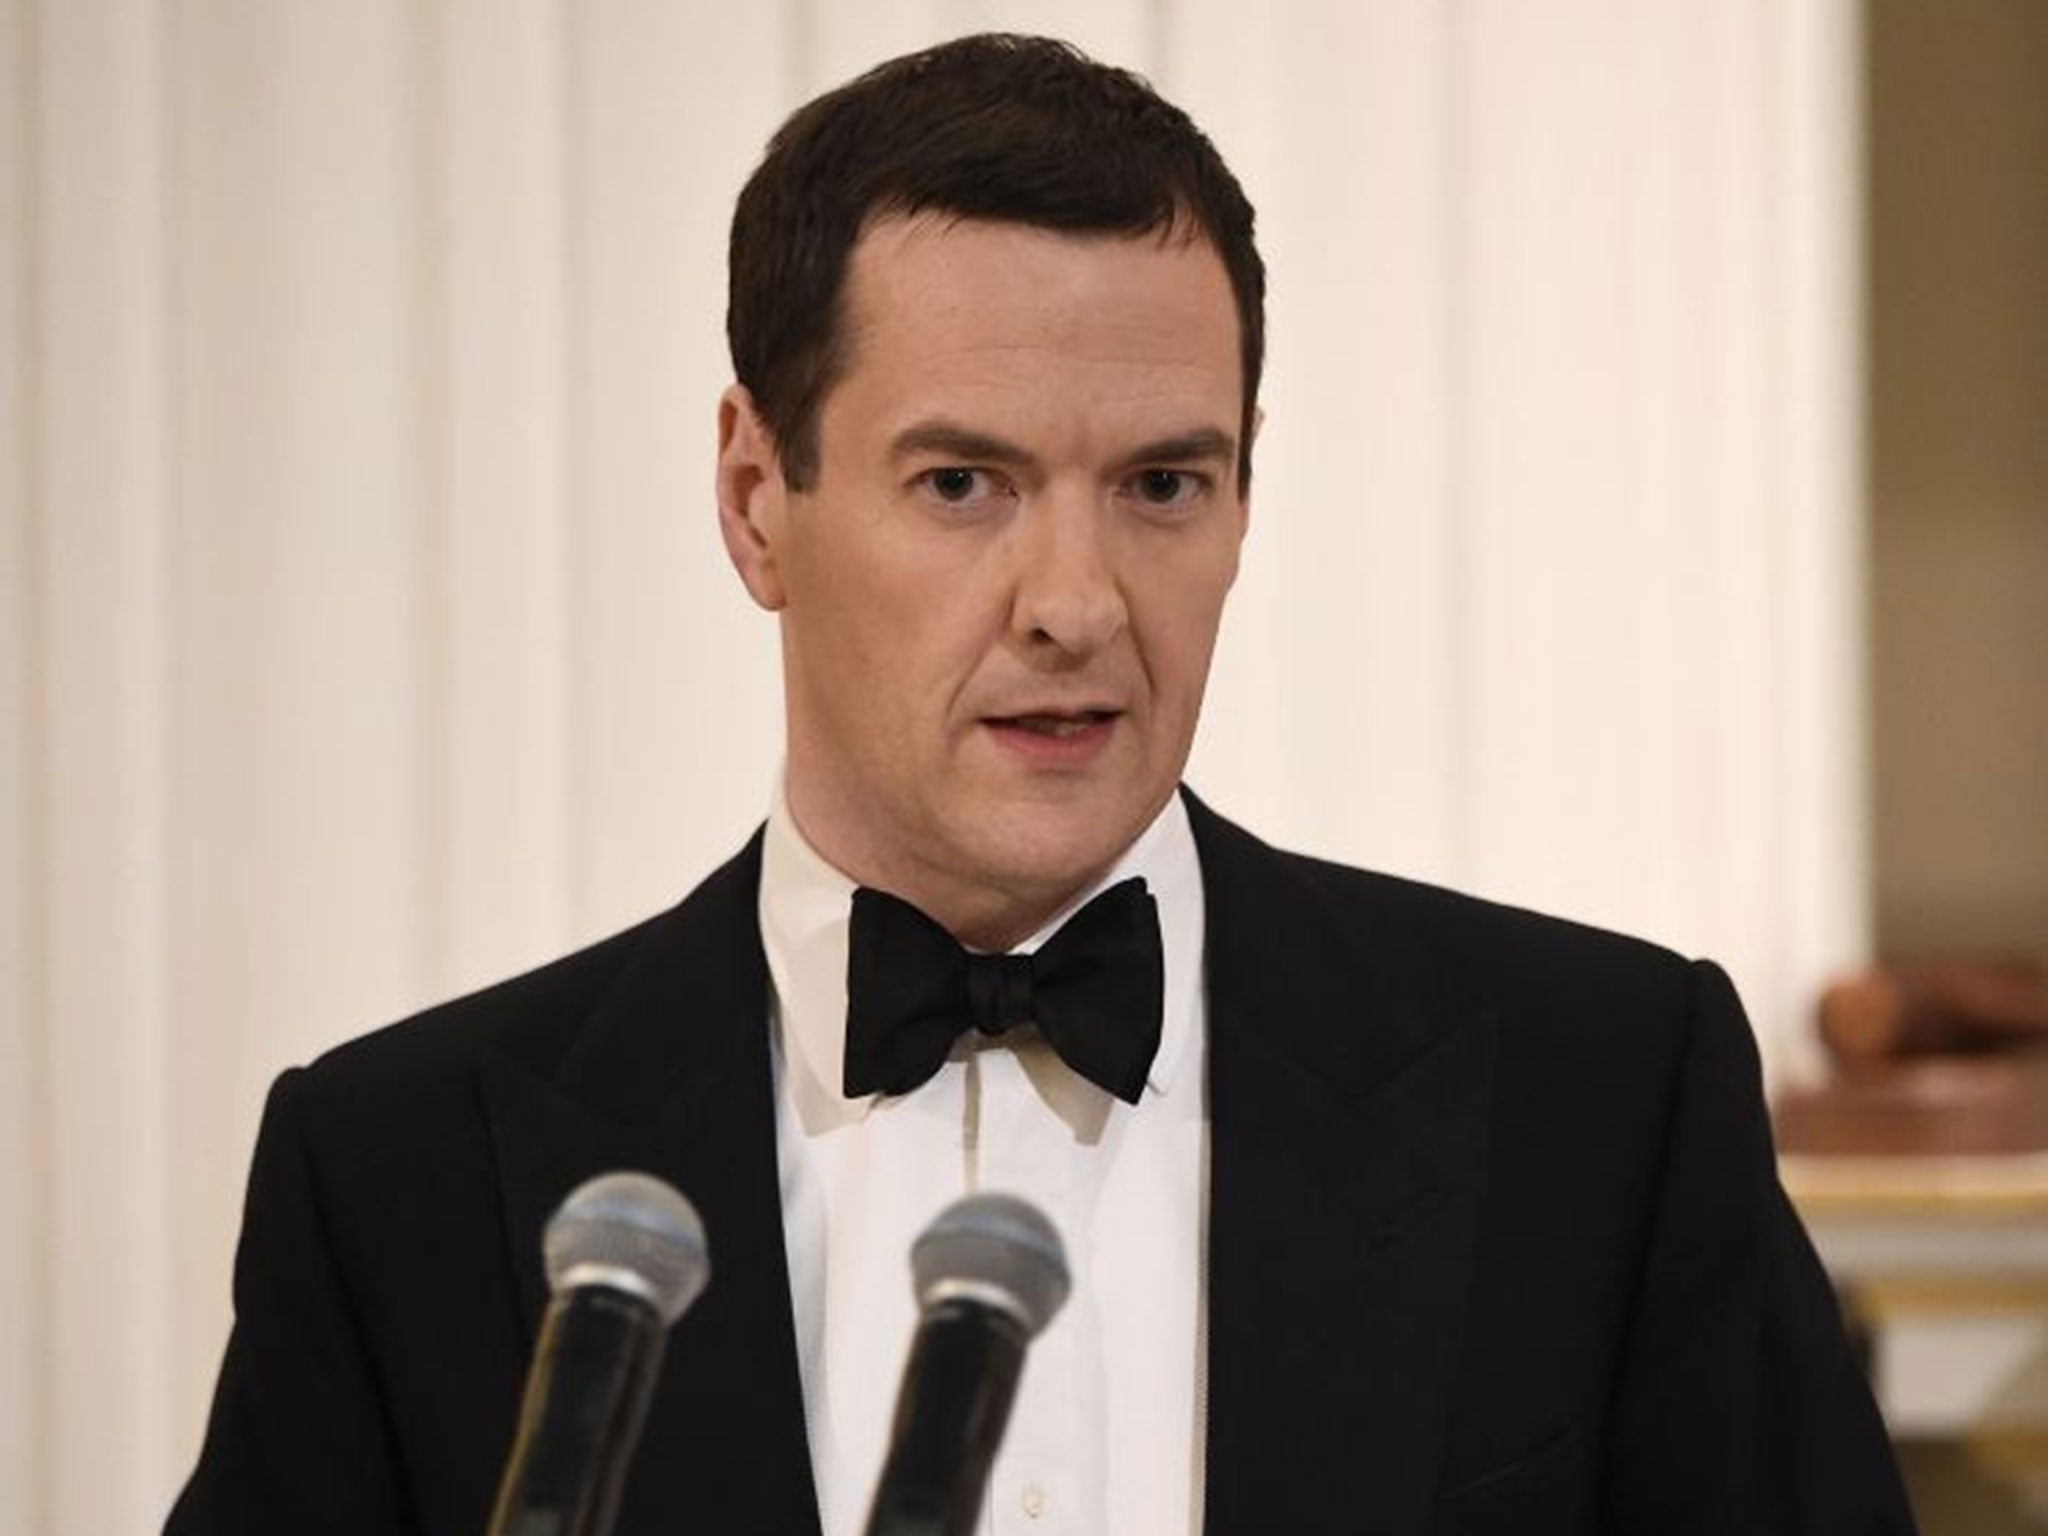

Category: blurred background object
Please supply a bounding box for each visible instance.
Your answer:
[1818,962,2048,1073]
[1778,1,2048,1526]
[1866,0,2048,979]
[1777,960,2048,1155]
[1777,0,2048,1523]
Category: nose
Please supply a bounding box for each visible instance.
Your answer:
[1009,492,1128,660]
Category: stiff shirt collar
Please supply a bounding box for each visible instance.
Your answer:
[759,783,1206,1127]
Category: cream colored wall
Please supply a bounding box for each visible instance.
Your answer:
[0,0,36,1517]
[1869,0,2048,964]
[0,2,1866,1529]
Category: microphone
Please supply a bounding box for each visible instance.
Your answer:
[486,1171,710,1536]
[863,1194,1071,1536]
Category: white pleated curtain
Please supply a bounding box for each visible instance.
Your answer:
[0,1,1863,1529]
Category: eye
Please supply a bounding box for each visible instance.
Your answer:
[1125,468,1209,510]
[913,466,1009,508]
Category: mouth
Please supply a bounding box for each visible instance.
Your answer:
[994,709,1119,738]
[981,707,1123,765]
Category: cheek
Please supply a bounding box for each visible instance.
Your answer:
[784,520,914,666]
[1133,558,1238,711]
[863,542,1012,690]
[796,559,998,730]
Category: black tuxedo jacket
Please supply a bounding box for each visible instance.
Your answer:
[168,795,1914,1535]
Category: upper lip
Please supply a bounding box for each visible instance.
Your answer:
[980,701,1124,721]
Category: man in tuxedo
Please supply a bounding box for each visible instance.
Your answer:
[169,33,1916,1536]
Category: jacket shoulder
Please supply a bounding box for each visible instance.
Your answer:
[290,827,766,1128]
[1302,850,1692,1003]
[1190,794,1698,1013]
[304,911,665,1098]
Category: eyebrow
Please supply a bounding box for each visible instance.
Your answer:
[888,419,1239,471]
[889,420,1034,466]
[1113,427,1238,471]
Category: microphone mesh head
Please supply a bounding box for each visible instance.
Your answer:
[910,1193,1069,1339]
[543,1171,710,1326]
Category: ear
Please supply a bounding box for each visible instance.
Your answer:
[716,384,790,612]
[1236,404,1265,536]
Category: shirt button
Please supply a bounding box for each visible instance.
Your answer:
[1021,1482,1047,1519]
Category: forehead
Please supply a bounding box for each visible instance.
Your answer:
[829,215,1241,436]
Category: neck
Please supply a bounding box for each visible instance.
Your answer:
[780,780,1120,953]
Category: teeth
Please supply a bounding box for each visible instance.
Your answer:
[1015,714,1096,737]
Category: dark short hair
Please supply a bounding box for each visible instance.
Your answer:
[727,33,1265,493]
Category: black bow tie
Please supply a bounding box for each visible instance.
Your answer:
[843,877,1164,1104]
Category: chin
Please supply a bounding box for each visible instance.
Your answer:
[958,798,1151,897]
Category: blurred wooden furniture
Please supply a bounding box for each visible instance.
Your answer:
[1779,960,2048,1156]
[1784,1155,2048,1515]
[1779,958,2048,1516]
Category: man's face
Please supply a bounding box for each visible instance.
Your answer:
[719,215,1247,944]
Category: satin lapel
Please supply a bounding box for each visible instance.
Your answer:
[478,831,823,1536]
[1189,796,1497,1536]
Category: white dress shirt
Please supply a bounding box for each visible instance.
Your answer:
[760,786,1209,1536]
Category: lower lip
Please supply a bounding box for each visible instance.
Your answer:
[983,715,1119,768]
